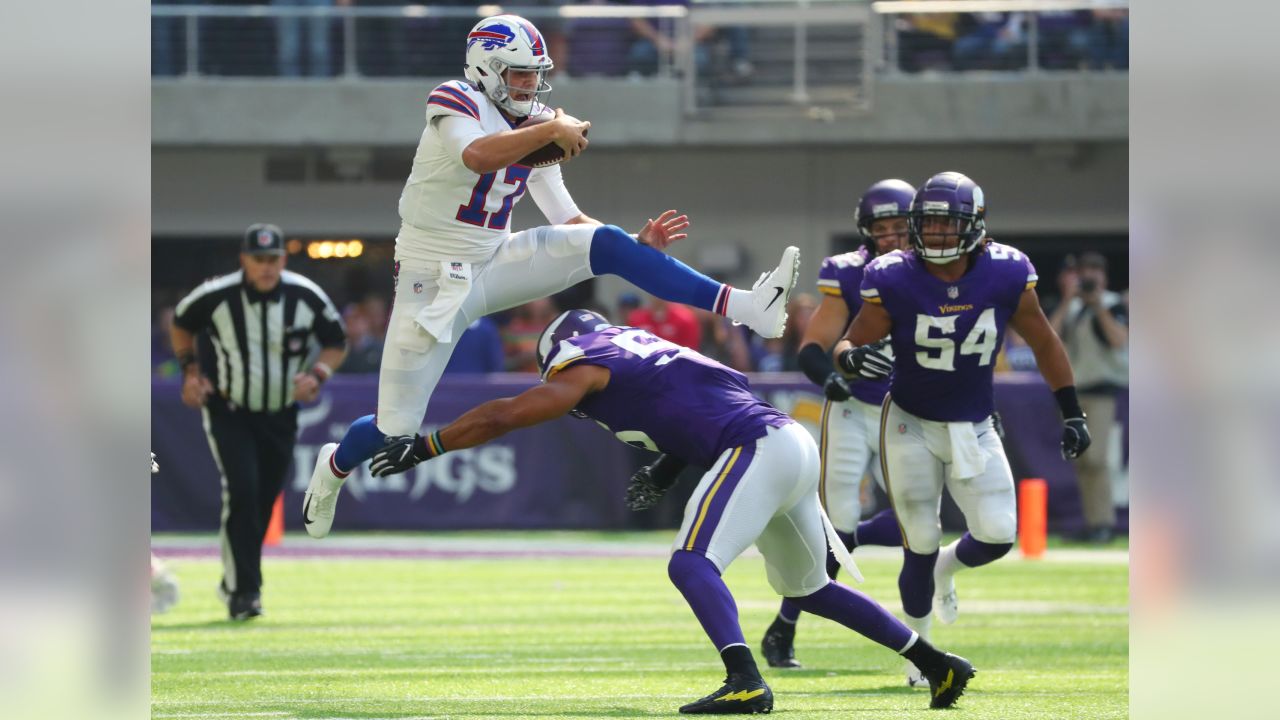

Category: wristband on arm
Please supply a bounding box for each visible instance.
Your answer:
[310,361,333,384]
[797,342,835,387]
[177,351,198,373]
[415,430,447,461]
[646,453,689,491]
[1054,385,1085,420]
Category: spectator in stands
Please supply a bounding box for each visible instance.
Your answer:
[952,12,1027,71]
[626,295,702,350]
[627,1,751,82]
[503,298,561,372]
[1036,10,1093,70]
[1085,8,1128,70]
[896,9,960,73]
[153,307,179,377]
[616,291,642,322]
[272,0,347,78]
[1048,252,1128,543]
[693,309,752,372]
[567,1,636,78]
[444,317,506,374]
[337,303,384,373]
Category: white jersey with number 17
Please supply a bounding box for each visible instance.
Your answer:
[395,80,580,264]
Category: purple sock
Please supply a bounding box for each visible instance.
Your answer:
[668,550,746,651]
[788,581,914,651]
[955,533,1013,568]
[777,528,856,623]
[899,549,938,619]
[777,599,801,623]
[854,509,902,547]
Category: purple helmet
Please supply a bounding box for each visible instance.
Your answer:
[908,171,987,265]
[536,309,613,375]
[853,179,916,255]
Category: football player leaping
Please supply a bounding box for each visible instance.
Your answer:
[301,14,800,538]
[369,310,976,715]
[835,171,1091,685]
[760,179,913,670]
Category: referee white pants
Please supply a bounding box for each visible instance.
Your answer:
[818,397,886,534]
[672,423,832,598]
[376,224,597,436]
[880,398,1017,555]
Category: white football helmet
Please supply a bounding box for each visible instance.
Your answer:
[463,15,553,118]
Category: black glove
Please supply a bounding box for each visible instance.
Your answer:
[836,340,893,381]
[1061,417,1092,459]
[370,434,428,477]
[626,465,668,511]
[822,372,853,402]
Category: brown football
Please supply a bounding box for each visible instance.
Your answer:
[515,113,588,168]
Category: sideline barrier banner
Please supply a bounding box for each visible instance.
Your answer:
[151,373,1127,533]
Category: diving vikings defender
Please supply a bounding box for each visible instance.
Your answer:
[760,179,913,670]
[835,172,1091,685]
[369,311,976,715]
[301,14,800,538]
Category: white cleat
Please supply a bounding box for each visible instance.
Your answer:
[906,661,928,688]
[302,442,346,539]
[743,245,800,339]
[934,566,960,625]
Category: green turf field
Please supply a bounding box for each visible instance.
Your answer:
[152,533,1128,719]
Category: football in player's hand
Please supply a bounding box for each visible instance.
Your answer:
[516,113,588,168]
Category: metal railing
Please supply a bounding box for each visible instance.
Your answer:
[151,4,689,80]
[152,2,1127,112]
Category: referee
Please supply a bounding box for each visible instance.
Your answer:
[170,223,347,620]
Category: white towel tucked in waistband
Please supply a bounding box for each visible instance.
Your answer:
[947,421,987,480]
[413,260,473,344]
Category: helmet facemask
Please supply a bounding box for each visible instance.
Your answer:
[909,209,986,265]
[463,15,554,118]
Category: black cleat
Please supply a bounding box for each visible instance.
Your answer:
[760,620,802,669]
[679,673,773,715]
[924,653,975,709]
[218,582,263,621]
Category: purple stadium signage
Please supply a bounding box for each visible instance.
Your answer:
[151,374,1127,534]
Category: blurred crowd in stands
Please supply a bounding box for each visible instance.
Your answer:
[152,2,1126,78]
[153,249,1127,379]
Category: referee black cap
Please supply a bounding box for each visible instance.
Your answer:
[243,223,286,256]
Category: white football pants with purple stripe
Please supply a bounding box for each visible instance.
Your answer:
[818,396,887,534]
[377,224,597,436]
[879,398,1018,554]
[672,422,833,598]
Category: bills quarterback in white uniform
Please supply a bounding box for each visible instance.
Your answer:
[301,14,802,539]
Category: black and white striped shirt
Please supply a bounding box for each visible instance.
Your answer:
[174,270,346,413]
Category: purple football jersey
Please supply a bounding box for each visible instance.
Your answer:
[860,243,1037,422]
[818,248,891,406]
[542,326,792,467]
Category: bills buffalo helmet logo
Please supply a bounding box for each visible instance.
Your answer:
[467,24,516,51]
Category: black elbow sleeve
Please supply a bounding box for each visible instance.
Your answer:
[797,343,835,387]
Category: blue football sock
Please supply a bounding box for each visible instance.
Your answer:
[332,414,385,474]
[588,225,729,313]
